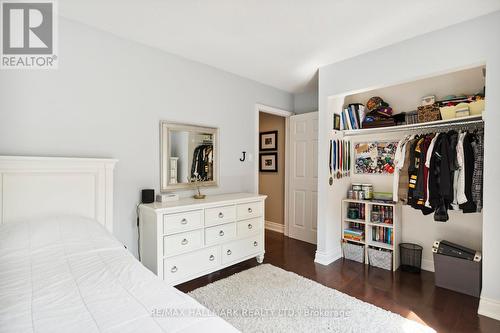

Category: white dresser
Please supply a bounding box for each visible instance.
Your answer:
[139,193,266,285]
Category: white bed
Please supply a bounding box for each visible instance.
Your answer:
[0,156,237,333]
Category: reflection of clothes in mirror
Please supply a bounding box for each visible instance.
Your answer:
[191,145,213,181]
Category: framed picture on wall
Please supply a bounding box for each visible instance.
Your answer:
[259,152,278,172]
[259,130,278,151]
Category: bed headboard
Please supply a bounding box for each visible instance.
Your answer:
[0,156,117,231]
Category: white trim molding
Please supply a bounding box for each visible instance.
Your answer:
[478,296,500,321]
[265,220,285,234]
[314,247,342,266]
[255,103,294,118]
[255,103,294,237]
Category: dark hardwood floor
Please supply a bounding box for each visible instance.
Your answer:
[177,230,500,333]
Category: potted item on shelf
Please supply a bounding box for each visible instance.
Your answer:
[368,247,392,270]
[342,241,364,263]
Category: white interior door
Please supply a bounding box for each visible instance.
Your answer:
[288,112,318,244]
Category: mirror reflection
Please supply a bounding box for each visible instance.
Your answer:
[161,122,218,191]
[169,130,214,184]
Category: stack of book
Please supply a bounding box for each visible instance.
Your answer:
[343,228,364,242]
[372,226,393,245]
[340,104,366,130]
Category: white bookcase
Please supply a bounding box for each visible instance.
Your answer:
[341,199,402,271]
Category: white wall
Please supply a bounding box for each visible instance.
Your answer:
[294,89,318,114]
[0,18,293,257]
[317,11,500,319]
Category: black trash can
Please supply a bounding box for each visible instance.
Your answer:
[399,243,423,273]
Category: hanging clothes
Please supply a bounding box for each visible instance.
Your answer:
[191,144,213,181]
[424,133,440,208]
[393,135,412,203]
[471,131,484,212]
[409,135,433,215]
[459,133,477,213]
[398,126,483,222]
[455,132,468,206]
[398,136,417,204]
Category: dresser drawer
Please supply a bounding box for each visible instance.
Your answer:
[163,230,203,256]
[205,222,236,245]
[237,218,262,238]
[163,210,203,235]
[164,246,220,285]
[205,205,236,226]
[222,235,262,265]
[236,201,262,220]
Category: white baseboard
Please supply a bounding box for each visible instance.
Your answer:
[265,220,284,234]
[314,247,342,266]
[478,296,500,321]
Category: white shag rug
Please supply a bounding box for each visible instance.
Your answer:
[189,264,435,333]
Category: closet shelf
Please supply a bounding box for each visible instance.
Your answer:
[340,114,483,136]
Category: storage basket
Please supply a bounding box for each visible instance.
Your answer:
[405,111,419,125]
[439,105,456,120]
[417,104,441,123]
[368,247,392,270]
[342,241,364,263]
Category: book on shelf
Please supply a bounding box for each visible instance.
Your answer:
[343,234,364,242]
[343,228,364,242]
[372,226,392,245]
[340,104,366,130]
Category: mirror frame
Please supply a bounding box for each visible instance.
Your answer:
[160,121,219,192]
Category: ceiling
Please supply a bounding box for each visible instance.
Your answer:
[59,1,500,93]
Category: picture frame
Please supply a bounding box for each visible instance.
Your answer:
[259,152,278,172]
[333,114,340,130]
[259,130,278,151]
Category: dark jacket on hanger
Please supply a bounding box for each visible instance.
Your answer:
[429,132,453,222]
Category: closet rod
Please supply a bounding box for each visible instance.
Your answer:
[343,117,484,136]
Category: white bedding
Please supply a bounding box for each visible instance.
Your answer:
[0,216,237,333]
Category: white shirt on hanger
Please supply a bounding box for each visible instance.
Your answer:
[392,135,412,203]
[455,131,468,206]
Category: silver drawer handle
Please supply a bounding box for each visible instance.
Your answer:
[248,208,253,213]
[218,212,224,218]
[226,249,232,255]
[219,230,224,236]
[171,266,178,273]
[253,241,258,247]
[181,238,188,245]
[209,255,215,261]
[180,218,188,225]
[248,224,253,229]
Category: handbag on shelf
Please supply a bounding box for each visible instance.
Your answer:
[417,104,441,123]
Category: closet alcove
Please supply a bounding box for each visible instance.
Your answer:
[329,65,485,271]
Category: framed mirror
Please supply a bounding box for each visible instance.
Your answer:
[160,121,219,191]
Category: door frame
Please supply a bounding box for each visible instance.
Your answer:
[254,104,294,236]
